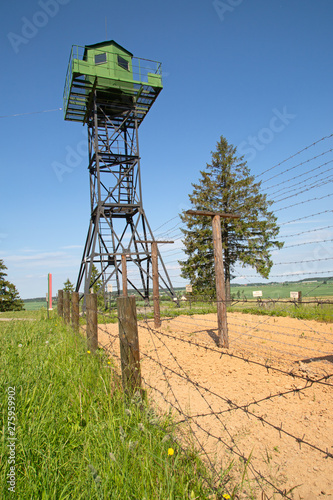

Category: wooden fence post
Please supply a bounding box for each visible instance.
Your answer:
[63,291,70,324]
[117,296,142,396]
[72,291,80,333]
[151,241,161,328]
[185,210,240,349]
[298,291,302,305]
[57,290,63,318]
[86,293,98,352]
[121,253,128,297]
[212,214,229,349]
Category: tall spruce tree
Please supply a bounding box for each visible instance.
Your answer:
[179,136,284,299]
[63,278,75,293]
[0,259,24,311]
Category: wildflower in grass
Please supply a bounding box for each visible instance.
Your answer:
[109,452,116,462]
[87,350,91,354]
[107,361,111,365]
[88,464,101,483]
[125,409,132,417]
[18,344,22,348]
[223,495,231,499]
[119,425,126,442]
[167,448,174,456]
[128,440,138,450]
[45,341,49,344]
[138,423,144,432]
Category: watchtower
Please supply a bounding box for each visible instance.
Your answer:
[63,40,175,301]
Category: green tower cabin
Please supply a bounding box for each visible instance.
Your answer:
[63,40,175,302]
[64,40,163,124]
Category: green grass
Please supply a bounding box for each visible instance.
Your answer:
[0,314,235,499]
[230,281,333,300]
[0,309,41,319]
[135,298,333,323]
[23,300,48,311]
[228,302,333,323]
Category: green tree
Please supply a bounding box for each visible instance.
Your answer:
[0,259,24,311]
[179,136,284,299]
[63,278,75,293]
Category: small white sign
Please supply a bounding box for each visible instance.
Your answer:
[253,290,262,297]
[185,284,193,293]
[107,283,113,293]
[290,291,299,299]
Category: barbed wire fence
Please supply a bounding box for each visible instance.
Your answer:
[58,133,332,499]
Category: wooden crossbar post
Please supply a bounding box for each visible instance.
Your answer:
[151,241,161,328]
[185,210,241,348]
[139,240,174,328]
[212,214,229,348]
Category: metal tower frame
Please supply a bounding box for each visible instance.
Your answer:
[76,89,175,301]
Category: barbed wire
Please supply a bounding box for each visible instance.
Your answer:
[141,345,333,460]
[258,135,333,180]
[0,107,62,118]
[281,225,333,239]
[272,173,333,204]
[141,318,291,498]
[79,281,333,499]
[264,159,333,195]
[274,192,333,212]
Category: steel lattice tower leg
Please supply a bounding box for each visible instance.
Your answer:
[76,92,175,303]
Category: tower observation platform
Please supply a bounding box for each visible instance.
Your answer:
[63,41,163,125]
[63,40,175,303]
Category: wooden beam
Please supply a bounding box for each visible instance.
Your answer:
[185,210,240,219]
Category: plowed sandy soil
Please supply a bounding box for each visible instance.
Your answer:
[97,311,333,499]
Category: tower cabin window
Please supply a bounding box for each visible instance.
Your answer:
[94,52,107,65]
[117,55,129,71]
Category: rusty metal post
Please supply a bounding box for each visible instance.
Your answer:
[57,290,63,318]
[117,296,142,396]
[86,293,98,352]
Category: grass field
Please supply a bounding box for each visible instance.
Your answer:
[23,300,48,311]
[229,280,333,300]
[0,313,235,499]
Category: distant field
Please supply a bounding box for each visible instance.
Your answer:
[230,281,333,300]
[23,300,48,311]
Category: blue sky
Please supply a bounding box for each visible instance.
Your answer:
[0,0,332,299]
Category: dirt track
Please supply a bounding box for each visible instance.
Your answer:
[98,312,333,499]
